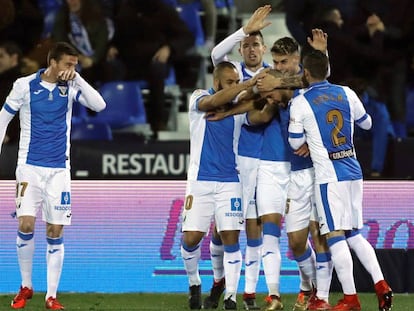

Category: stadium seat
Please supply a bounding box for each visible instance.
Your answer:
[71,121,113,141]
[176,2,205,48]
[95,81,147,129]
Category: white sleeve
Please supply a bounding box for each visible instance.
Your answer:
[288,98,307,150]
[211,27,247,66]
[71,73,106,112]
[0,108,15,155]
[346,87,372,130]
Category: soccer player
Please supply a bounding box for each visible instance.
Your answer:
[0,42,106,310]
[181,61,276,310]
[288,50,393,311]
[205,5,272,310]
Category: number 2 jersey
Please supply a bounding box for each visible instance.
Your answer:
[288,80,371,184]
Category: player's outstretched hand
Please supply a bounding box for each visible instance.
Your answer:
[243,5,272,35]
[307,28,327,53]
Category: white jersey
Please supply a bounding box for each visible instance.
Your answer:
[187,88,248,182]
[2,69,106,169]
[288,80,370,184]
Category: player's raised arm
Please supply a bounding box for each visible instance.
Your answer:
[211,5,272,66]
[72,73,106,112]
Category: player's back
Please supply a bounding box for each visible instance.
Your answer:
[296,81,363,183]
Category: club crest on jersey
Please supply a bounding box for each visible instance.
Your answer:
[58,85,68,97]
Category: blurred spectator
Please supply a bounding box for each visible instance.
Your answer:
[333,0,414,139]
[38,0,64,38]
[51,0,111,86]
[0,41,23,144]
[346,78,395,178]
[0,0,45,74]
[312,5,385,85]
[112,0,194,134]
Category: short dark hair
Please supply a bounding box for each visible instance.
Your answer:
[271,37,299,55]
[0,41,22,61]
[213,61,237,79]
[302,50,328,80]
[47,42,78,65]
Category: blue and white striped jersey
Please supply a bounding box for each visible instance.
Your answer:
[3,69,105,169]
[187,88,248,182]
[288,80,370,183]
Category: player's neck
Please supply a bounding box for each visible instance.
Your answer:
[41,68,58,84]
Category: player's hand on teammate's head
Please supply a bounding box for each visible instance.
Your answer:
[243,5,272,34]
[58,69,76,82]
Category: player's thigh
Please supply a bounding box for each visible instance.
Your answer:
[350,179,364,230]
[182,181,215,233]
[237,155,260,219]
[15,164,43,218]
[43,168,72,225]
[256,161,290,217]
[314,181,354,235]
[214,182,244,232]
[285,168,315,233]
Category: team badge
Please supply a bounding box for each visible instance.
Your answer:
[58,85,68,97]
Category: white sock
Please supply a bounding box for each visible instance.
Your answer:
[181,242,201,286]
[346,232,384,284]
[223,243,242,300]
[294,245,316,292]
[262,223,281,296]
[16,231,35,289]
[210,237,225,281]
[46,236,64,299]
[244,238,262,294]
[328,236,356,295]
[315,252,333,300]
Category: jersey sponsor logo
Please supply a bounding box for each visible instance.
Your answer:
[33,89,44,95]
[328,148,355,160]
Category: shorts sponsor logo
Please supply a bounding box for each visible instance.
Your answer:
[54,205,71,211]
[61,192,71,205]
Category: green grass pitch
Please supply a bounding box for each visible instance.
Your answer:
[0,292,412,310]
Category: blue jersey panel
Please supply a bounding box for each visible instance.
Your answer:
[198,116,239,182]
[238,124,264,158]
[261,115,289,162]
[27,78,69,168]
[304,82,362,180]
